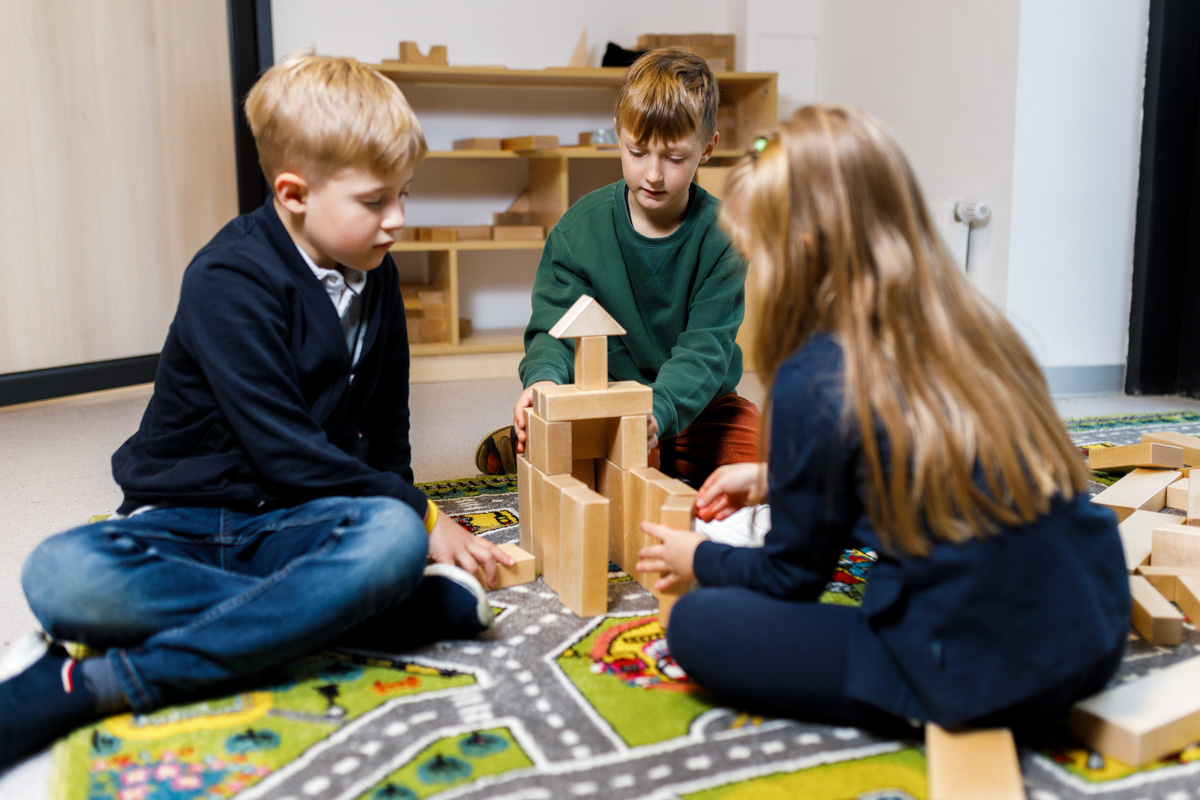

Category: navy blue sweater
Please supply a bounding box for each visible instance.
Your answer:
[112,199,426,518]
[693,334,1130,726]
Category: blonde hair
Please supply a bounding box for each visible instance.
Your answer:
[720,106,1089,556]
[244,50,427,186]
[615,47,718,144]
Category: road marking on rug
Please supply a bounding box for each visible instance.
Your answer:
[686,755,713,770]
[728,745,752,759]
[570,781,599,795]
[610,774,636,789]
[302,776,330,795]
[332,757,359,775]
[648,764,672,780]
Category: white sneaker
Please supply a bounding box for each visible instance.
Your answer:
[423,564,493,630]
[0,632,50,682]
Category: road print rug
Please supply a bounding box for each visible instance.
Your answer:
[49,417,1200,799]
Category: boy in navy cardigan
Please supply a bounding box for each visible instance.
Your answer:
[0,52,511,768]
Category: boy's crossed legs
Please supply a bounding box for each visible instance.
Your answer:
[2,496,489,766]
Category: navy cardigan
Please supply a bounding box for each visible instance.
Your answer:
[693,334,1130,726]
[112,199,427,518]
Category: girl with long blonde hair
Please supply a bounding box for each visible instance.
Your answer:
[639,106,1129,731]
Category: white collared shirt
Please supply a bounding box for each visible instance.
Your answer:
[295,244,367,367]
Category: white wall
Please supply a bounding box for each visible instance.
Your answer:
[272,0,1149,392]
[1006,0,1148,391]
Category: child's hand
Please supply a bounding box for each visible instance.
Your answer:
[637,521,705,592]
[512,381,556,455]
[427,513,515,588]
[694,462,768,522]
[647,416,659,452]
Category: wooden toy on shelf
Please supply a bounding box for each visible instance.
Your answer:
[516,296,699,622]
[395,41,448,66]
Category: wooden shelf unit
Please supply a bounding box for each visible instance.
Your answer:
[373,63,778,382]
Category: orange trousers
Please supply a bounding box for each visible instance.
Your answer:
[650,393,761,487]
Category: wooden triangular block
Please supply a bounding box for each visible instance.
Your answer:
[568,27,588,68]
[549,295,625,339]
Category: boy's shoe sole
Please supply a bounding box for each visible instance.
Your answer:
[423,564,493,630]
[474,426,517,475]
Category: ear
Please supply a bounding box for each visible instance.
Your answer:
[699,131,719,164]
[274,172,309,215]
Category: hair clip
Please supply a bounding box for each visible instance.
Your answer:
[753,136,769,153]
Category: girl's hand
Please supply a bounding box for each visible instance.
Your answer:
[694,462,768,522]
[427,512,514,588]
[637,521,705,592]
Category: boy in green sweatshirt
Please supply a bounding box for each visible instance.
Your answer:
[477,47,760,486]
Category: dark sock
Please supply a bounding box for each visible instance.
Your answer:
[79,657,128,715]
[0,645,104,768]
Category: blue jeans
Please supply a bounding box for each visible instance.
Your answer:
[22,497,441,712]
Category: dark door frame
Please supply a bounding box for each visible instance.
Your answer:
[1125,0,1200,397]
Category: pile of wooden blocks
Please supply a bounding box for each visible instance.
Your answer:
[401,285,449,344]
[1067,431,1200,767]
[516,295,698,622]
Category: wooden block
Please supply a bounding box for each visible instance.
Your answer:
[574,335,608,391]
[541,474,586,592]
[1176,575,1200,623]
[558,484,609,617]
[623,467,659,578]
[1151,522,1200,568]
[596,458,627,567]
[1166,477,1189,511]
[568,27,588,69]
[419,227,458,242]
[548,295,626,339]
[453,137,502,151]
[654,494,696,628]
[607,415,649,470]
[482,542,536,588]
[507,189,532,213]
[571,458,595,490]
[1118,510,1177,572]
[637,474,695,591]
[1141,430,1200,466]
[493,211,535,226]
[571,418,608,461]
[925,724,1025,800]
[1129,574,1183,645]
[1190,476,1200,526]
[517,453,537,567]
[398,41,448,66]
[450,225,493,241]
[535,381,653,422]
[1091,468,1180,522]
[526,409,573,476]
[1088,442,1184,472]
[491,224,545,241]
[500,135,559,151]
[1070,656,1200,767]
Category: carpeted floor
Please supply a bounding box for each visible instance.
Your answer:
[36,416,1200,799]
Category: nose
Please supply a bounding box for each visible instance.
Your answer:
[383,198,406,234]
[646,158,663,184]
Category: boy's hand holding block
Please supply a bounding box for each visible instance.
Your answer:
[480,542,536,589]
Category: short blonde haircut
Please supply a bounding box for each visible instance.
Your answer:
[721,106,1089,557]
[245,51,427,185]
[615,47,718,145]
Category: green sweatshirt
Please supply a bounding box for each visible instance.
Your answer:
[520,180,746,439]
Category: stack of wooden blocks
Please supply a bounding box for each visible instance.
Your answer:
[1064,431,1200,768]
[516,295,697,622]
[401,285,449,344]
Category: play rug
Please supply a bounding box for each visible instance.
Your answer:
[49,418,1200,800]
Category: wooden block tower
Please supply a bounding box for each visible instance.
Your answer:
[517,295,698,622]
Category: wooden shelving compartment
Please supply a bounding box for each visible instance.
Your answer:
[373,63,777,382]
